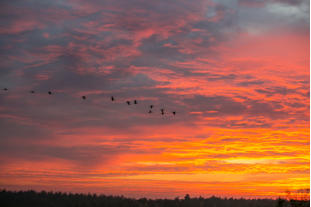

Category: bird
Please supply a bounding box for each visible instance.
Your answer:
[161,108,164,115]
[30,90,35,94]
[134,100,137,104]
[3,88,8,91]
[126,101,131,105]
[148,110,152,114]
[48,91,52,95]
[111,96,114,101]
[172,111,176,115]
[150,105,154,109]
[82,96,86,100]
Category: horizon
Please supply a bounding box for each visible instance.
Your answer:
[0,0,309,199]
[1,189,310,201]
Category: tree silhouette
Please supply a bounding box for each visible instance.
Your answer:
[0,189,309,207]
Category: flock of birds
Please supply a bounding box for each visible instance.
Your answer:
[2,87,177,116]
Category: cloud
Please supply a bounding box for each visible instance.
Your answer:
[0,143,130,166]
[255,86,304,97]
[237,80,265,86]
[184,95,246,116]
[0,0,308,198]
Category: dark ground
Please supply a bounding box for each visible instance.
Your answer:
[0,190,309,207]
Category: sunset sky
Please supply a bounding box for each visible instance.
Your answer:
[0,0,309,199]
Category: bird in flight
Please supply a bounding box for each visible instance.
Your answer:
[161,108,164,115]
[2,87,180,119]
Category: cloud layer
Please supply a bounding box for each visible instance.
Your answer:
[0,0,309,199]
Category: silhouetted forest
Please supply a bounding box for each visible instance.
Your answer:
[0,190,309,207]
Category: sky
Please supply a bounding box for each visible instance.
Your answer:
[0,0,309,199]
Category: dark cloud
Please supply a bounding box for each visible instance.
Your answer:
[222,119,272,128]
[0,118,50,141]
[255,86,299,96]
[125,165,191,173]
[272,0,306,6]
[246,100,287,119]
[237,80,265,86]
[138,35,186,60]
[238,0,306,6]
[0,142,131,166]
[221,138,242,142]
[184,95,246,116]
[238,0,266,7]
[184,94,291,120]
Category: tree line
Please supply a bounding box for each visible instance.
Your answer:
[1,189,309,207]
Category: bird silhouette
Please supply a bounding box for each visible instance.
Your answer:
[1,87,181,118]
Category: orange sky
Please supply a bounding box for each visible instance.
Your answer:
[0,0,309,199]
